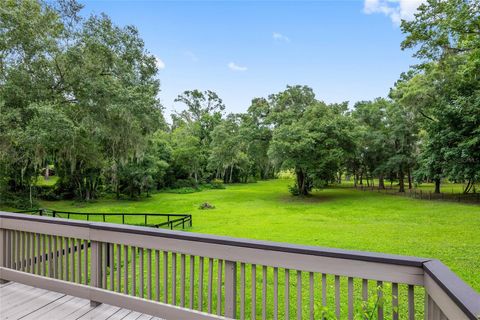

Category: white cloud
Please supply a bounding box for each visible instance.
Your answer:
[183,51,198,62]
[228,62,247,72]
[363,0,425,25]
[155,56,165,70]
[273,32,290,43]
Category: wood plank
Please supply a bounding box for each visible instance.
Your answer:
[21,295,76,319]
[76,303,121,320]
[104,308,132,319]
[42,297,92,320]
[1,287,63,317]
[5,292,67,319]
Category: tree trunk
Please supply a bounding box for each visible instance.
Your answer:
[408,169,412,189]
[295,168,308,196]
[434,178,441,194]
[44,166,49,180]
[378,175,385,189]
[399,168,405,193]
[229,165,233,183]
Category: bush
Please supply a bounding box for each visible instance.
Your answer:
[288,184,300,196]
[210,179,225,189]
[165,187,199,194]
[199,202,215,210]
[172,178,198,189]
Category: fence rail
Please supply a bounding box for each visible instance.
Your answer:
[0,211,479,320]
[352,185,480,204]
[15,208,192,230]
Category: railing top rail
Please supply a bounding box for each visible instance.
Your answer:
[42,209,191,217]
[0,211,427,267]
[424,260,480,320]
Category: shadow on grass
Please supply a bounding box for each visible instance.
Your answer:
[278,187,369,203]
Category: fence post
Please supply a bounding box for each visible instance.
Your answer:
[90,240,103,307]
[224,260,237,318]
[0,229,8,284]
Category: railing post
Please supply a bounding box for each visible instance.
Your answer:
[90,240,103,307]
[225,260,237,318]
[0,228,8,284]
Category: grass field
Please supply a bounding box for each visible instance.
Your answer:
[33,178,480,293]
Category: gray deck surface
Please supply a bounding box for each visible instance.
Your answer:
[0,282,163,320]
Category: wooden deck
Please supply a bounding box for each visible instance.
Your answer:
[0,282,162,320]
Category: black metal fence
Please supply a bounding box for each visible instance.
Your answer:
[352,184,480,204]
[15,208,192,230]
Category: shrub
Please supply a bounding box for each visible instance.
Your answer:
[210,179,225,189]
[199,202,215,210]
[172,178,198,189]
[288,184,300,196]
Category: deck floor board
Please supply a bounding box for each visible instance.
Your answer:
[0,282,162,320]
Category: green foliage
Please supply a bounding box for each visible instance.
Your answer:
[268,86,355,195]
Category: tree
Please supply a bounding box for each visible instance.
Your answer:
[399,0,480,193]
[268,86,354,195]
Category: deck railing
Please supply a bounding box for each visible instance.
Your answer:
[15,208,193,230]
[0,211,479,320]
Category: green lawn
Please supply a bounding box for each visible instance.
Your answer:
[34,178,480,293]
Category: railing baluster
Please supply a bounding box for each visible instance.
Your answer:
[117,244,121,292]
[84,240,89,285]
[189,255,195,309]
[297,271,302,320]
[131,246,136,295]
[37,233,42,275]
[102,242,107,288]
[181,254,186,307]
[285,268,290,320]
[52,236,57,278]
[208,258,213,313]
[147,248,152,299]
[42,234,46,276]
[0,229,6,283]
[124,245,129,295]
[64,237,69,280]
[309,272,314,320]
[21,231,25,272]
[16,231,20,270]
[30,233,35,274]
[408,285,415,320]
[26,232,31,274]
[362,279,368,303]
[348,277,354,320]
[172,252,177,304]
[90,240,102,307]
[225,260,237,318]
[241,263,247,320]
[392,282,399,320]
[78,239,82,284]
[217,259,223,315]
[139,247,144,298]
[377,281,384,320]
[155,250,160,301]
[335,275,340,319]
[71,237,75,282]
[59,236,63,279]
[46,235,51,276]
[262,266,267,320]
[199,256,204,311]
[163,251,168,303]
[110,243,115,291]
[322,273,327,309]
[251,264,256,320]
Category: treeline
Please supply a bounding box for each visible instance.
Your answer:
[1,0,479,206]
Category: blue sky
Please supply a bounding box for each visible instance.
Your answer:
[81,0,424,119]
